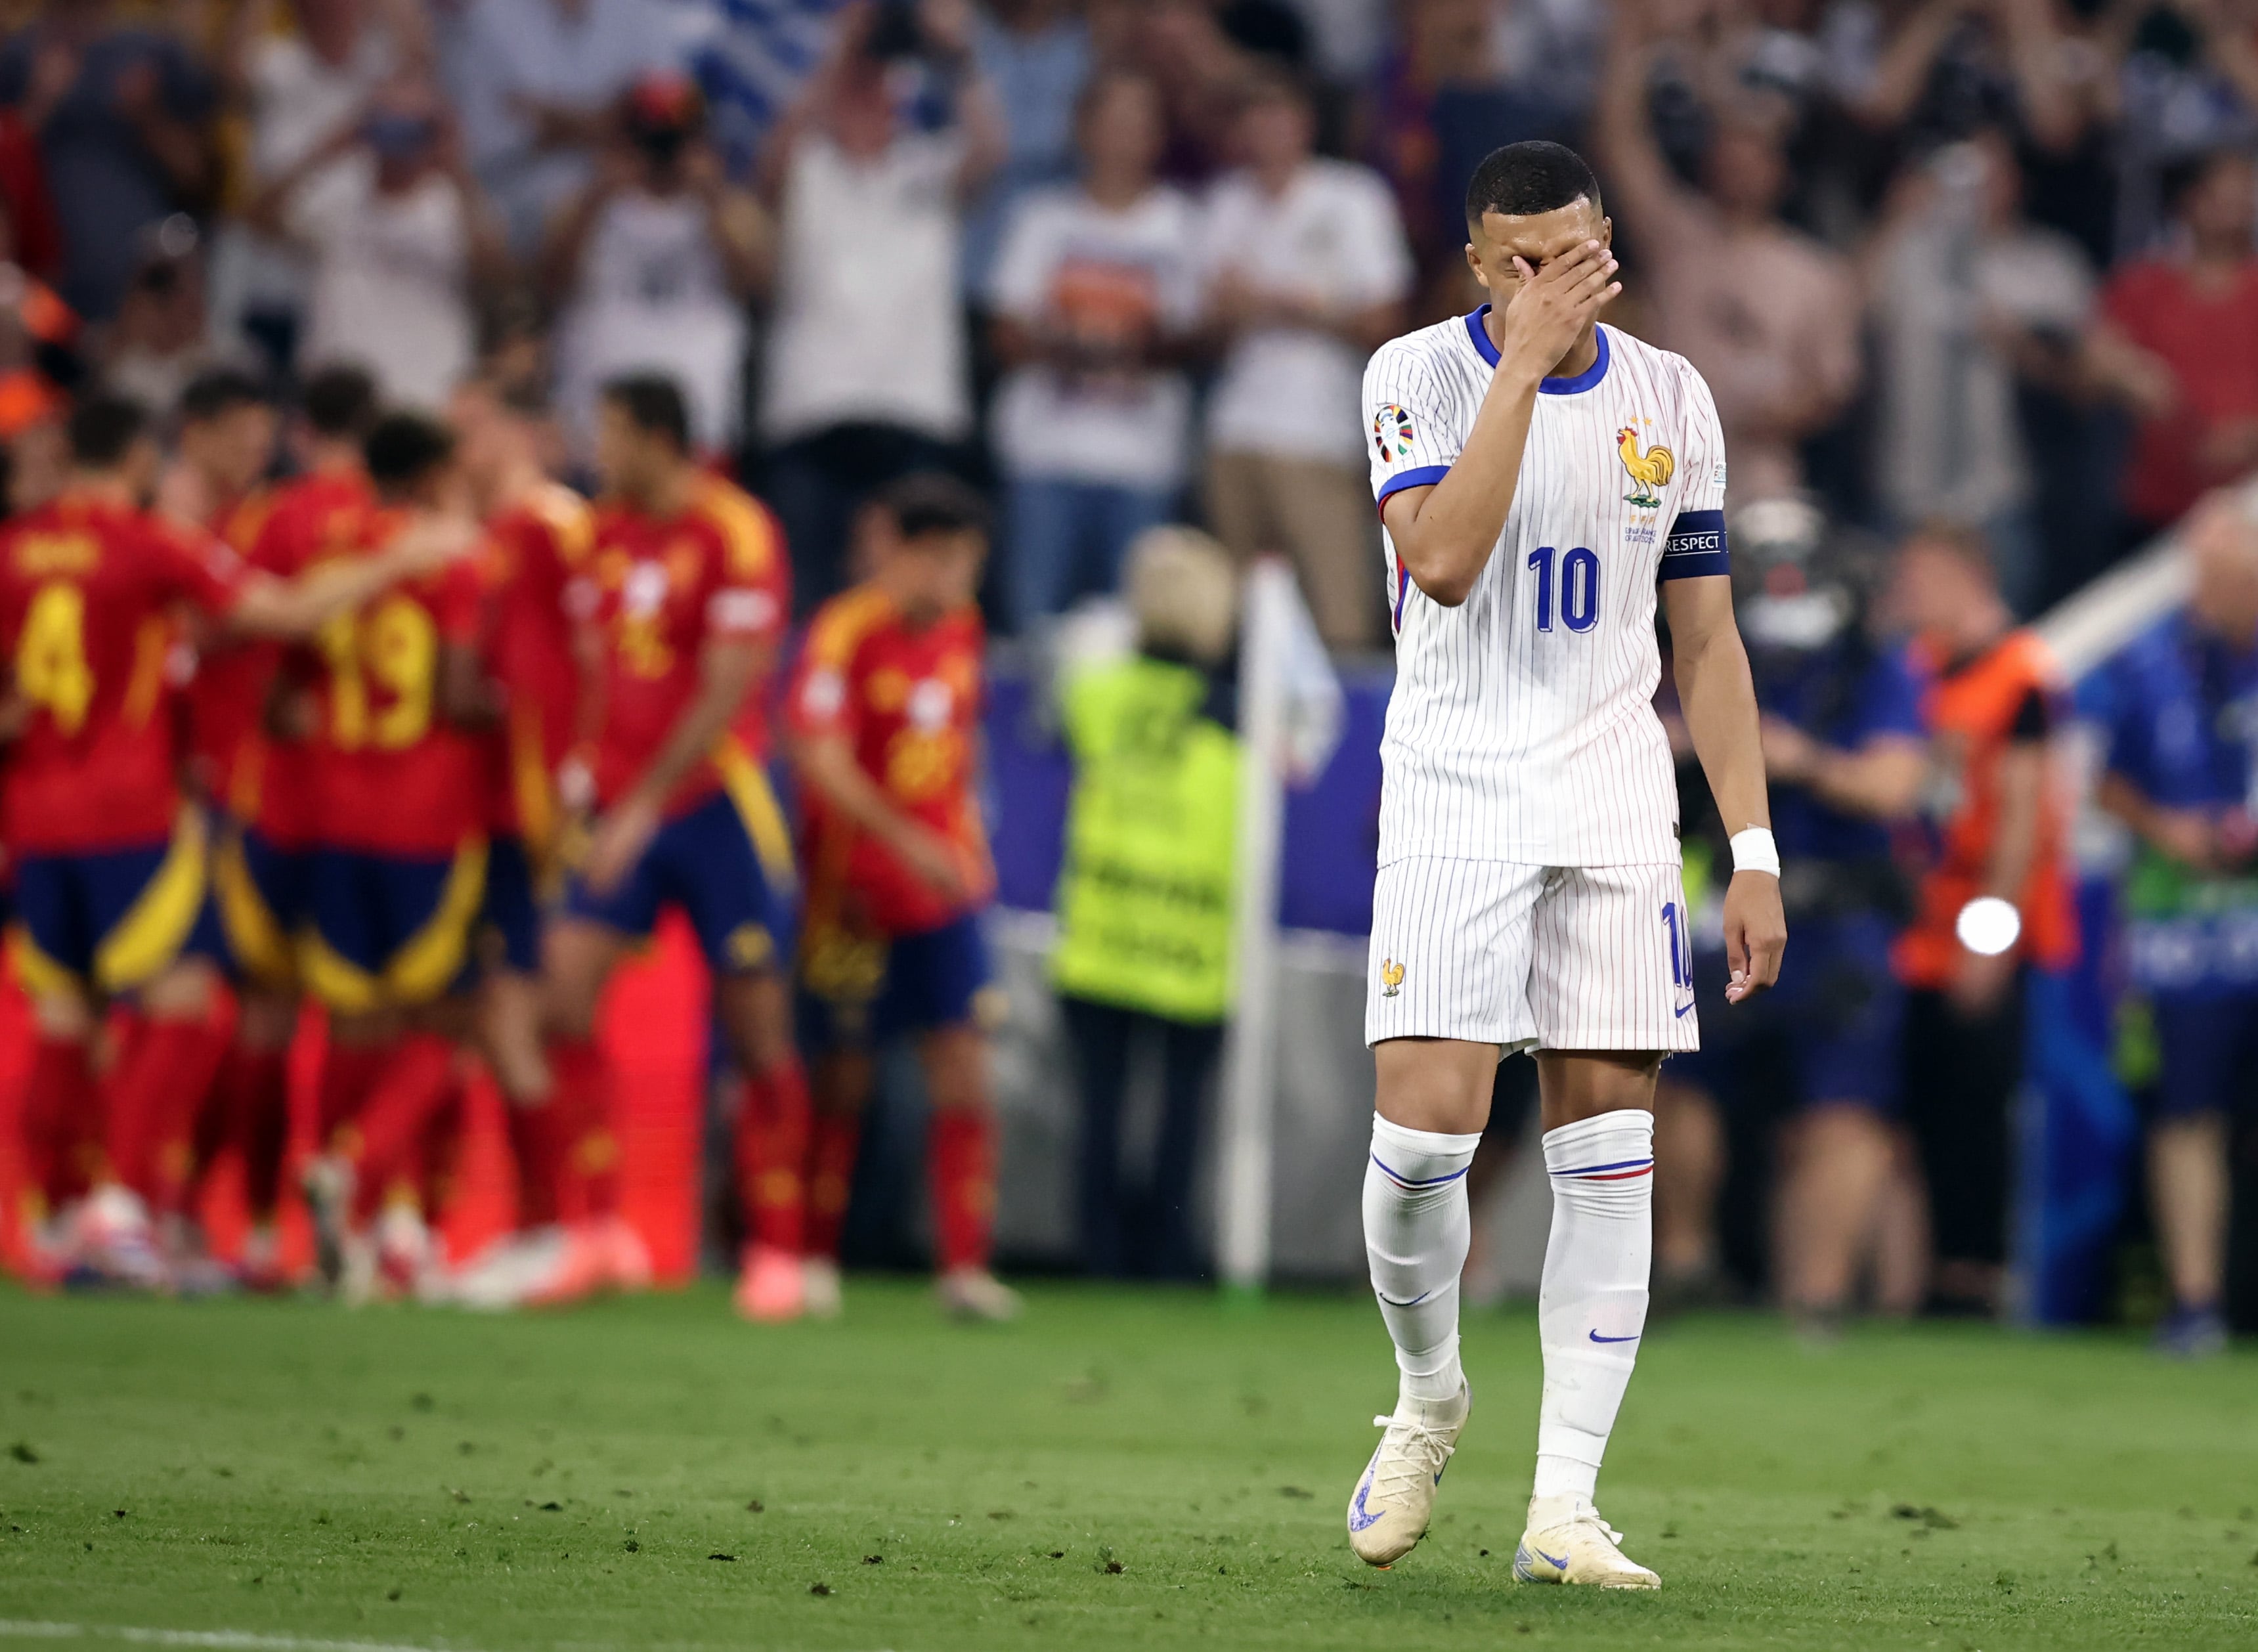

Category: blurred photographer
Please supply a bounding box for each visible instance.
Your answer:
[1661,498,1928,1331]
[248,74,510,408]
[547,72,770,460]
[756,0,1004,614]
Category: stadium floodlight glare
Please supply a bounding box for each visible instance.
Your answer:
[1955,896,2022,957]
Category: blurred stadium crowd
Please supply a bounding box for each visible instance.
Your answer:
[0,0,2254,1350]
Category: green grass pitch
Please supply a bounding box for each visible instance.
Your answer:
[0,1282,2253,1650]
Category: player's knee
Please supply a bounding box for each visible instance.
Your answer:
[139,957,221,1020]
[32,988,96,1041]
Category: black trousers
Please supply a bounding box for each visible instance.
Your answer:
[1903,978,2027,1271]
[1060,995,1223,1280]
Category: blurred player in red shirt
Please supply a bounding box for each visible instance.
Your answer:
[538,374,805,1312]
[152,367,282,1278]
[284,412,496,1298]
[1,394,461,1285]
[789,475,1014,1322]
[200,366,381,1278]
[435,375,596,1297]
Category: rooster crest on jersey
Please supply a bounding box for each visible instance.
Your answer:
[1380,958,1405,997]
[1616,426,1674,510]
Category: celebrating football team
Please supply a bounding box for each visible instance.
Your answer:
[0,363,1012,1324]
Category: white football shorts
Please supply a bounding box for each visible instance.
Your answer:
[1365,857,1701,1054]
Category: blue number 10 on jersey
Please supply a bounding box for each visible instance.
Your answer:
[1527,546,1600,634]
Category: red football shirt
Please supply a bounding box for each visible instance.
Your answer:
[789,584,993,938]
[442,484,593,841]
[582,475,789,816]
[2100,257,2258,529]
[303,506,487,858]
[225,470,378,845]
[0,491,244,855]
[181,487,276,804]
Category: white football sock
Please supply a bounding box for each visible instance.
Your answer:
[1532,1109,1654,1502]
[1363,1114,1483,1406]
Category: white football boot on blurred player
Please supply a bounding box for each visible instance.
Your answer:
[1346,1384,1468,1566]
[299,1153,357,1295]
[800,1256,844,1320]
[936,1266,1020,1322]
[1512,1494,1661,1589]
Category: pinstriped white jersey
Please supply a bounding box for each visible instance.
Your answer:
[1364,314,1730,868]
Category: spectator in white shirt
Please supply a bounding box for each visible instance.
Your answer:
[757,0,1003,612]
[988,68,1200,634]
[249,75,511,410]
[211,0,429,374]
[545,72,770,460]
[1198,70,1410,649]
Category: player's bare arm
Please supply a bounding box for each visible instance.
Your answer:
[789,728,970,902]
[227,515,477,640]
[1663,572,1785,1003]
[582,636,771,894]
[1381,229,1618,606]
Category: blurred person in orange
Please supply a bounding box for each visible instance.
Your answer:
[1888,522,2076,1318]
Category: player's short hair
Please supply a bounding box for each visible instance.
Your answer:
[600,372,690,452]
[362,410,456,496]
[69,393,152,468]
[301,364,380,440]
[878,472,990,543]
[1465,140,1602,226]
[179,366,271,426]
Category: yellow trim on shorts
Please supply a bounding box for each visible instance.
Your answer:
[299,838,490,1014]
[711,735,797,894]
[214,825,297,989]
[92,808,210,993]
[8,924,78,998]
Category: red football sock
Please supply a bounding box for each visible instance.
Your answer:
[317,1039,392,1150]
[345,1033,460,1223]
[223,1046,292,1220]
[733,1060,812,1255]
[802,1110,863,1263]
[106,1016,230,1214]
[504,1098,568,1229]
[21,1035,96,1216]
[550,1035,620,1223]
[417,1083,466,1219]
[928,1106,997,1274]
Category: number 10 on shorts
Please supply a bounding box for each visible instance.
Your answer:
[1528,546,1599,633]
[1661,900,1694,1000]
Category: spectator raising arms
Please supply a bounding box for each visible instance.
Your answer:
[546,73,770,460]
[212,0,433,372]
[1596,0,1861,505]
[448,0,685,253]
[757,0,1003,615]
[988,68,1200,634]
[248,76,510,410]
[0,0,215,322]
[1198,68,1408,651]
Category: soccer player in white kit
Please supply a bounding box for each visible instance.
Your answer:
[1345,141,1787,1588]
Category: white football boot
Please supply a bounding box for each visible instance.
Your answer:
[1512,1494,1661,1589]
[1345,1385,1469,1566]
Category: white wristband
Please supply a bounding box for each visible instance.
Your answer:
[1729,827,1780,877]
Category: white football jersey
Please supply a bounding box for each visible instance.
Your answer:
[1364,314,1729,868]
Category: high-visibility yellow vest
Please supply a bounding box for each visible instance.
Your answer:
[1051,655,1240,1023]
